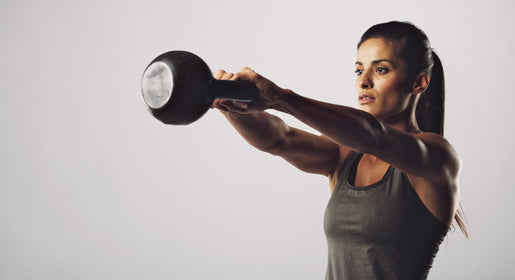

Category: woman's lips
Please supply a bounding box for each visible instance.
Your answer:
[358,94,375,105]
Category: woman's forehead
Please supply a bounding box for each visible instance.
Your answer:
[358,39,396,57]
[356,38,405,66]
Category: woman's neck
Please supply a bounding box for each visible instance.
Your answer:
[382,95,421,134]
[381,106,421,134]
[387,117,420,134]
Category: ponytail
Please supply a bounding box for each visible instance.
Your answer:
[416,50,469,238]
[454,204,469,239]
[415,50,445,136]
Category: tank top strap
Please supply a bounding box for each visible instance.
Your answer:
[333,151,361,193]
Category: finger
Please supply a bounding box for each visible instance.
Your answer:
[227,101,249,113]
[212,99,230,110]
[219,100,248,113]
[211,99,224,109]
[211,99,227,111]
[232,101,248,109]
[217,103,229,112]
[213,69,226,80]
[221,72,234,80]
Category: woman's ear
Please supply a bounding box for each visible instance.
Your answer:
[411,73,430,95]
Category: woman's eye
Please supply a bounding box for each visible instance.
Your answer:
[376,67,389,74]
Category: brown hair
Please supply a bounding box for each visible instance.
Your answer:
[358,21,469,238]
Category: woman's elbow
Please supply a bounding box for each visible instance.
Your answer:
[354,115,387,154]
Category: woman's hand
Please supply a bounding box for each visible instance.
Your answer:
[211,70,250,114]
[211,67,286,114]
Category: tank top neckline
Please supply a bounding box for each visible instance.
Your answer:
[343,152,395,191]
[337,152,450,229]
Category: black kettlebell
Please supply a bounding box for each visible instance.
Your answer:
[141,51,258,125]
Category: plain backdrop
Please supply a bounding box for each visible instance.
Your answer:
[1,0,514,279]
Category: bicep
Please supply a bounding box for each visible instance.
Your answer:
[267,126,340,176]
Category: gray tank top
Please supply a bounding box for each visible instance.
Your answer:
[324,152,449,280]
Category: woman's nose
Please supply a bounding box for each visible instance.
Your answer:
[357,69,374,89]
[358,73,373,89]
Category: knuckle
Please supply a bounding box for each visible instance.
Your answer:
[213,69,225,79]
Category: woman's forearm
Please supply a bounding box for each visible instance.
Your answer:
[222,111,290,153]
[270,90,385,153]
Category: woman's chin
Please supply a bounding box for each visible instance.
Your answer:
[358,105,375,115]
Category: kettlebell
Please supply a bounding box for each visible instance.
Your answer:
[141,51,258,125]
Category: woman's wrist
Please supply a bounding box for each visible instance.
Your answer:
[267,88,296,114]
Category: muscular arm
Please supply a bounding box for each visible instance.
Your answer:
[215,68,459,186]
[217,107,339,176]
[270,91,460,186]
[212,70,340,177]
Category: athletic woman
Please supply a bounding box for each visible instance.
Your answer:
[211,21,467,279]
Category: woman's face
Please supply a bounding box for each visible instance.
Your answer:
[355,38,413,120]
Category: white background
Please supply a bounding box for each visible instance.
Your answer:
[1,0,513,279]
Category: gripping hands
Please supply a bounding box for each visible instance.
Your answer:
[211,67,286,114]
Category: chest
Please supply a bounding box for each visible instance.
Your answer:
[325,154,420,242]
[353,154,391,187]
[324,180,411,242]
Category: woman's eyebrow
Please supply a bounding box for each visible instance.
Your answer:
[355,59,395,66]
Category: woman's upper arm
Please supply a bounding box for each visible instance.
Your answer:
[370,127,461,185]
[266,126,341,177]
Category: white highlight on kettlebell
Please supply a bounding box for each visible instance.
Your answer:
[141,61,173,109]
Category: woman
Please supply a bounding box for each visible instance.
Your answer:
[211,21,467,279]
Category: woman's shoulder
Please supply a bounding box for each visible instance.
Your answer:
[401,133,461,226]
[415,132,461,177]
